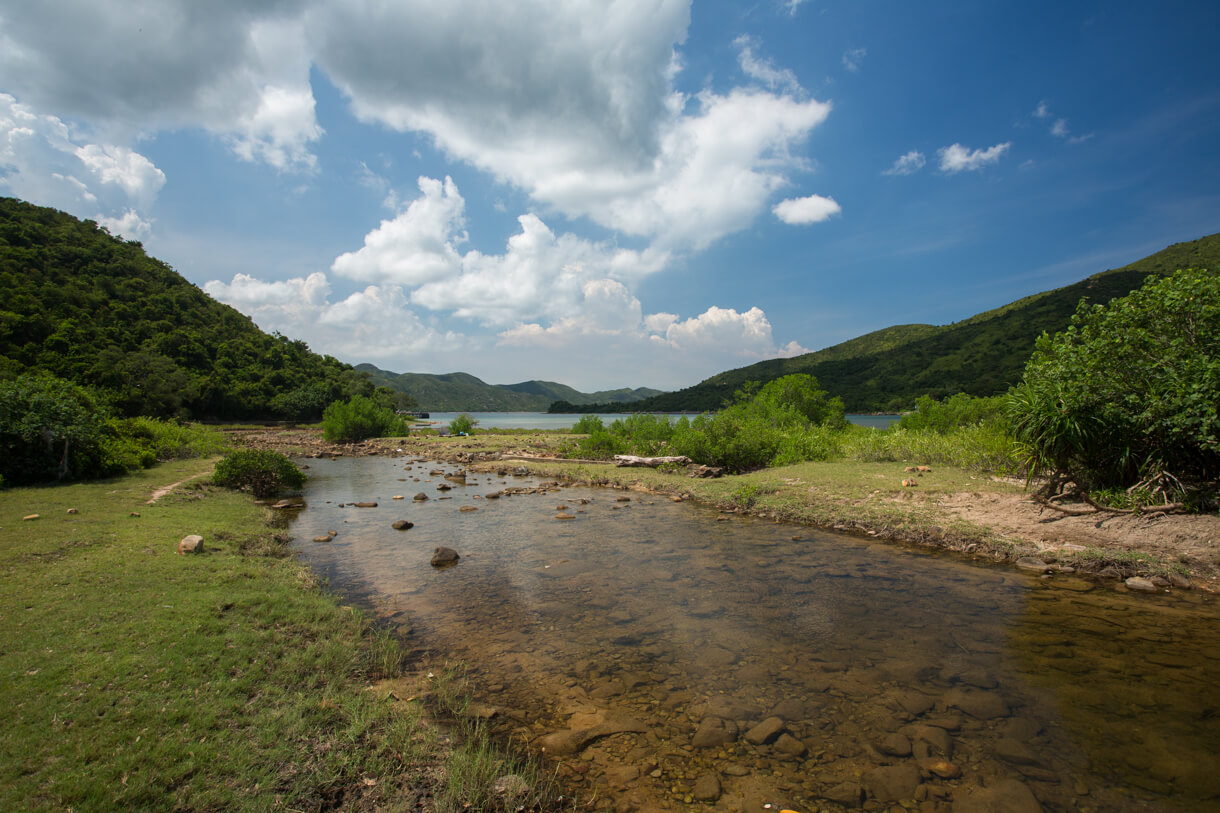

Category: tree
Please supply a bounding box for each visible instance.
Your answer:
[0,373,112,484]
[322,395,409,442]
[1007,268,1219,503]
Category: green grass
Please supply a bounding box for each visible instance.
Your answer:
[0,459,551,811]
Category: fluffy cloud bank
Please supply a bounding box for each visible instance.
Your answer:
[0,94,165,237]
[311,5,831,251]
[206,176,809,389]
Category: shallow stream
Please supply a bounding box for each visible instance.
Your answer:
[289,455,1219,812]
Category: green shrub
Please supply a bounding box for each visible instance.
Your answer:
[212,449,306,498]
[322,395,409,442]
[448,413,478,435]
[1007,268,1220,491]
[571,414,605,434]
[897,394,1008,434]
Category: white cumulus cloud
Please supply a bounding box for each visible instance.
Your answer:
[0,1,321,170]
[883,150,926,176]
[0,94,164,238]
[308,1,830,251]
[937,142,1011,173]
[773,194,841,224]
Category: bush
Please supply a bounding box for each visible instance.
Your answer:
[448,413,478,435]
[570,415,605,434]
[212,449,306,498]
[1007,268,1220,492]
[322,395,409,442]
[897,394,1008,434]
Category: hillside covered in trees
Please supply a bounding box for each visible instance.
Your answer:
[557,234,1220,414]
[0,198,374,419]
[357,364,664,412]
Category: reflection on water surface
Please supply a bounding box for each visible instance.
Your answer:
[291,456,1219,812]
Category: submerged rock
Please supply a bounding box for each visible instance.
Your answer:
[863,763,922,803]
[691,717,738,748]
[430,546,460,567]
[952,778,1043,813]
[391,520,414,530]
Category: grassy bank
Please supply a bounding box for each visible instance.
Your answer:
[0,459,554,811]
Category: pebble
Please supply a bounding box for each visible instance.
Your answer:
[1124,576,1159,593]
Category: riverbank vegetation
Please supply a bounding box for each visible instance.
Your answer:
[0,458,563,812]
[558,269,1219,516]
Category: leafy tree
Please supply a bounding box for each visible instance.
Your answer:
[322,395,409,442]
[0,373,113,484]
[212,449,305,498]
[1007,268,1219,500]
[448,413,478,435]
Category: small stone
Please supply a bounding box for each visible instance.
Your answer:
[177,534,204,555]
[22,514,39,521]
[744,716,786,745]
[391,520,414,530]
[918,758,961,779]
[820,782,864,807]
[66,508,78,515]
[312,536,332,543]
[353,501,378,508]
[1016,557,1050,573]
[774,733,807,757]
[555,513,576,520]
[877,733,912,757]
[691,717,738,748]
[430,546,460,567]
[1125,576,1159,593]
[616,496,631,502]
[392,495,404,500]
[952,778,1042,813]
[413,493,429,501]
[693,774,722,802]
[1169,573,1192,589]
[459,505,478,512]
[492,774,530,799]
[863,764,922,803]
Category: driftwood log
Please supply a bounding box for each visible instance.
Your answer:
[613,455,693,468]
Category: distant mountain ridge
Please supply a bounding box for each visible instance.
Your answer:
[355,364,664,411]
[558,233,1220,414]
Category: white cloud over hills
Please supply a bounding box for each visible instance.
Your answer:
[1,0,833,386]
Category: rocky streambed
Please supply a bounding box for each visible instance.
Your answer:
[287,455,1220,812]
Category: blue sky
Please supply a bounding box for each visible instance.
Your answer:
[2,1,1217,391]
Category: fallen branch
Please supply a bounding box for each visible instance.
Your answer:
[613,455,692,468]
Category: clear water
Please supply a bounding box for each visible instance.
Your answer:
[421,411,899,430]
[289,455,1219,812]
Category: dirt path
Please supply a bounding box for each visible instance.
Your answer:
[146,469,212,504]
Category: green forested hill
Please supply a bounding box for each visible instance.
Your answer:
[356,364,664,411]
[563,234,1220,413]
[0,198,373,419]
